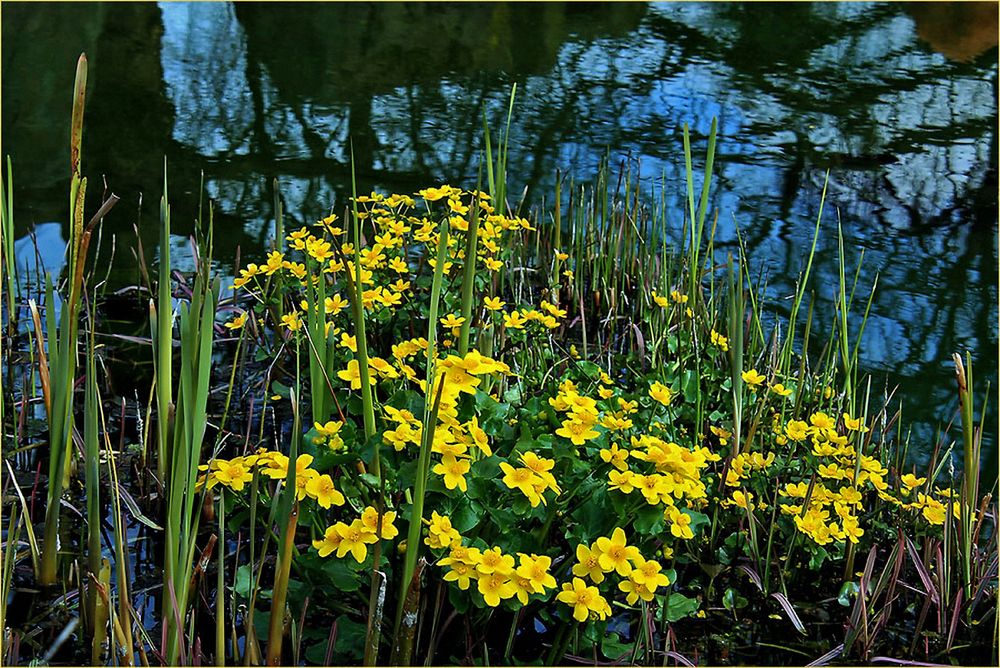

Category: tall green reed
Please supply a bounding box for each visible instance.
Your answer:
[1,156,16,334]
[157,194,220,665]
[392,219,449,666]
[39,53,119,586]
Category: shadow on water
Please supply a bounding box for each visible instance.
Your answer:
[2,2,996,478]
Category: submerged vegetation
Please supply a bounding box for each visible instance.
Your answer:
[0,55,997,666]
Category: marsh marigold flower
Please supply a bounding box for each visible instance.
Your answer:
[557,578,611,622]
[741,369,765,389]
[649,381,674,406]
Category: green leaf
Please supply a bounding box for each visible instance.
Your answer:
[320,556,362,592]
[634,504,665,535]
[722,587,747,611]
[452,498,482,533]
[681,370,699,404]
[665,592,700,622]
[808,546,829,570]
[837,581,859,607]
[601,632,632,660]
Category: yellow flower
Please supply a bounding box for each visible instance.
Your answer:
[500,462,543,507]
[666,507,694,540]
[464,417,492,457]
[741,369,766,389]
[503,311,528,329]
[313,420,345,451]
[725,489,753,510]
[572,543,606,583]
[608,469,637,494]
[369,357,399,379]
[313,525,343,558]
[557,578,611,622]
[438,363,480,395]
[630,557,671,590]
[324,294,349,315]
[710,425,731,445]
[305,474,345,509]
[339,332,357,353]
[651,291,669,308]
[618,573,657,605]
[201,458,254,491]
[477,572,516,607]
[360,506,399,540]
[224,312,248,330]
[810,412,836,430]
[337,359,364,390]
[595,527,640,576]
[785,420,809,442]
[440,313,466,329]
[483,296,505,311]
[599,443,630,471]
[649,381,674,406]
[425,511,461,549]
[841,517,864,543]
[770,382,793,397]
[281,310,303,332]
[515,554,556,594]
[519,452,560,494]
[335,519,380,563]
[710,329,729,351]
[442,560,477,590]
[901,473,926,490]
[433,455,470,492]
[637,474,670,505]
[670,290,688,304]
[476,547,516,576]
[419,185,459,201]
[842,413,870,432]
[556,418,600,445]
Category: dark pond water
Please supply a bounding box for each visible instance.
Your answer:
[2,2,997,476]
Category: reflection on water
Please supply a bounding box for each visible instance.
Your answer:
[2,1,996,472]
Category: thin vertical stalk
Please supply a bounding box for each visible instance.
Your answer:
[953,353,978,601]
[349,144,378,463]
[39,52,89,587]
[267,374,302,666]
[393,221,449,664]
[458,195,480,356]
[216,494,226,667]
[84,314,102,634]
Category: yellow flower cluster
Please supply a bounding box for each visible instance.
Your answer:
[313,506,399,563]
[606,434,718,511]
[499,300,566,331]
[551,380,603,446]
[773,411,885,545]
[313,420,345,451]
[568,528,670,615]
[436,542,557,608]
[425,511,461,549]
[233,187,536,346]
[197,450,346,509]
[724,451,775,488]
[499,451,560,507]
